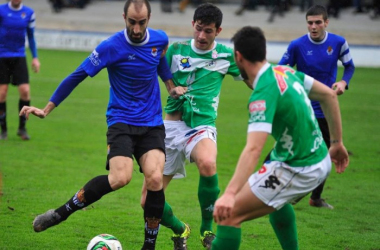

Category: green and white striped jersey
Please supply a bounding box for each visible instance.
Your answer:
[248,63,328,167]
[165,39,242,128]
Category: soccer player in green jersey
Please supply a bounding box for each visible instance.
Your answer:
[140,3,250,250]
[211,26,349,250]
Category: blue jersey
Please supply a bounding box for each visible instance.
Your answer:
[279,32,355,118]
[80,28,169,127]
[0,2,37,58]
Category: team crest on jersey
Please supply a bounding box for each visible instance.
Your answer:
[89,50,101,66]
[21,12,26,19]
[327,46,333,55]
[212,50,218,59]
[151,47,158,57]
[180,57,191,69]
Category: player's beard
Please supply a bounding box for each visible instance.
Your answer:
[127,29,145,43]
[239,66,249,81]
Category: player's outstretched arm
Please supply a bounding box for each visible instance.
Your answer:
[213,131,267,223]
[19,101,56,119]
[309,79,349,173]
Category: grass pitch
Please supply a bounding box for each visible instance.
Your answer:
[0,49,379,249]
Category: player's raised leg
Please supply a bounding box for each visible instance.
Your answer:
[33,156,133,232]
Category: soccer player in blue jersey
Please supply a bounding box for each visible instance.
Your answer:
[278,4,355,209]
[19,0,185,249]
[0,0,40,140]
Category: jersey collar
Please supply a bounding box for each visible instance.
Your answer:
[190,39,217,54]
[124,28,150,46]
[253,62,271,89]
[307,31,329,44]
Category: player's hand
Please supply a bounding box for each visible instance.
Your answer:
[213,193,235,223]
[170,86,188,99]
[332,80,347,95]
[329,143,349,173]
[19,106,46,119]
[31,58,41,73]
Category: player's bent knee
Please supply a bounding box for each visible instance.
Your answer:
[145,174,163,191]
[197,159,217,176]
[109,174,132,190]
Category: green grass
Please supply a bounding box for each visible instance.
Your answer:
[1,49,380,249]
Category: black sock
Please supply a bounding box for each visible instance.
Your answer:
[311,180,325,200]
[0,102,6,132]
[142,189,165,250]
[18,99,30,129]
[55,175,114,220]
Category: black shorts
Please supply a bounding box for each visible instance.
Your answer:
[106,122,166,171]
[0,57,29,85]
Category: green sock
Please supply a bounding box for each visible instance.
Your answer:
[269,204,299,250]
[211,225,241,250]
[160,201,185,235]
[198,174,220,235]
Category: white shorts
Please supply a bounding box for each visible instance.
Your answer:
[164,120,217,178]
[248,155,332,210]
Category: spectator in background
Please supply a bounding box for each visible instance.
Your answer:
[49,0,64,13]
[370,0,380,19]
[326,0,341,18]
[0,0,40,140]
[161,0,173,12]
[235,0,258,16]
[267,0,287,23]
[300,0,313,12]
[48,0,91,13]
[353,0,364,13]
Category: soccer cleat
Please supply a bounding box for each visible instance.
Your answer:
[0,131,7,140]
[17,128,30,140]
[33,209,62,232]
[200,231,216,249]
[171,223,191,250]
[309,198,334,209]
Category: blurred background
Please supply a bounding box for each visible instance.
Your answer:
[22,0,380,66]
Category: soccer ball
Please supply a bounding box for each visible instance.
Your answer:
[87,234,122,250]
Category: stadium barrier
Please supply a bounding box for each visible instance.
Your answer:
[33,29,380,67]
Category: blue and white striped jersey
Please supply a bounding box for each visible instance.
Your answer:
[279,32,355,118]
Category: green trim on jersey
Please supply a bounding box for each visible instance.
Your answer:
[165,39,242,128]
[248,63,328,167]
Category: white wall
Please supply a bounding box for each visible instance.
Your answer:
[34,29,380,68]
